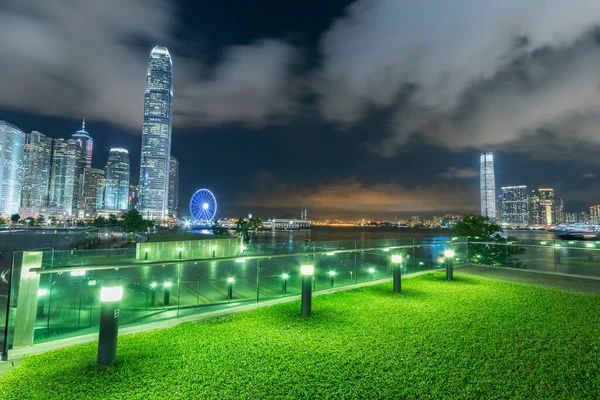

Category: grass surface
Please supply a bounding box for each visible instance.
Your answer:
[1,273,599,399]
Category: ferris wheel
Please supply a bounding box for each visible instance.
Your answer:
[189,189,217,222]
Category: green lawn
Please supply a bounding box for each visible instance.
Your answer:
[1,273,599,399]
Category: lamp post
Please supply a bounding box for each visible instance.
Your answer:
[391,254,403,293]
[163,282,172,306]
[144,248,149,260]
[281,273,289,294]
[329,271,335,288]
[444,249,455,280]
[212,246,216,258]
[149,282,157,306]
[227,277,234,300]
[300,265,313,317]
[98,285,122,366]
[178,247,183,261]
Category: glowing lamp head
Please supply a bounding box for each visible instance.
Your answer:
[100,286,123,302]
[300,265,314,276]
[150,282,157,288]
[329,271,336,276]
[164,282,172,288]
[88,280,97,286]
[212,246,217,251]
[227,277,235,283]
[391,255,403,264]
[368,268,375,274]
[177,247,183,252]
[203,203,209,210]
[586,243,595,248]
[235,258,246,263]
[444,250,455,258]
[282,273,289,279]
[70,269,86,277]
[37,289,48,296]
[326,252,335,256]
[144,248,149,253]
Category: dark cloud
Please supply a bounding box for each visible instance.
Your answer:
[0,0,299,129]
[316,0,600,160]
[437,167,478,179]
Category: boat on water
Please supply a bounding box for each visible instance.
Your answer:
[556,231,598,240]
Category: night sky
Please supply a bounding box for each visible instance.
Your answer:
[2,0,600,219]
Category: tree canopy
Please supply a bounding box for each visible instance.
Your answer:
[457,215,526,268]
[121,210,153,232]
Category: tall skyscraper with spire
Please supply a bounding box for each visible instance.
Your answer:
[480,152,496,220]
[72,118,93,169]
[138,46,173,220]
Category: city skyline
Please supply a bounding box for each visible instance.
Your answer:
[2,1,600,219]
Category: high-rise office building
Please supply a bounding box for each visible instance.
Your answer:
[0,121,26,216]
[590,206,600,225]
[104,148,130,210]
[82,168,105,213]
[49,139,83,215]
[168,156,179,219]
[72,118,93,169]
[554,197,565,225]
[500,186,528,227]
[129,184,139,210]
[21,131,52,208]
[139,46,173,220]
[530,188,555,226]
[480,152,496,220]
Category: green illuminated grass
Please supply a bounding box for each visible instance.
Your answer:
[1,273,599,399]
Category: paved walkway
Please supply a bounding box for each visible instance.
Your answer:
[458,265,600,294]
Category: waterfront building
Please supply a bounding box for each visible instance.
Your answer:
[81,168,105,215]
[104,148,130,210]
[139,46,173,220]
[480,152,496,220]
[168,156,179,219]
[49,139,82,215]
[21,131,52,208]
[500,186,528,228]
[0,121,26,216]
[590,205,600,225]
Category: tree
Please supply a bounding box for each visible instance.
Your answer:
[235,217,264,243]
[108,214,119,227]
[211,219,230,236]
[121,209,152,232]
[10,214,20,223]
[456,215,526,268]
[35,215,46,226]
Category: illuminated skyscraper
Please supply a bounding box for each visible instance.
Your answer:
[168,156,179,219]
[479,152,496,220]
[104,148,130,210]
[21,131,52,208]
[49,139,82,215]
[139,46,173,220]
[530,188,555,226]
[500,186,528,227]
[72,118,93,169]
[0,121,26,216]
[82,168,105,213]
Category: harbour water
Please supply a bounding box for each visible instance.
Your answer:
[252,226,556,244]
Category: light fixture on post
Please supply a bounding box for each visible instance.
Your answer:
[391,254,403,293]
[178,247,183,261]
[212,246,217,258]
[144,247,149,260]
[281,273,289,294]
[149,282,157,306]
[444,249,455,280]
[300,265,314,317]
[329,271,336,288]
[164,281,172,306]
[227,277,235,300]
[98,285,123,366]
[368,267,375,280]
